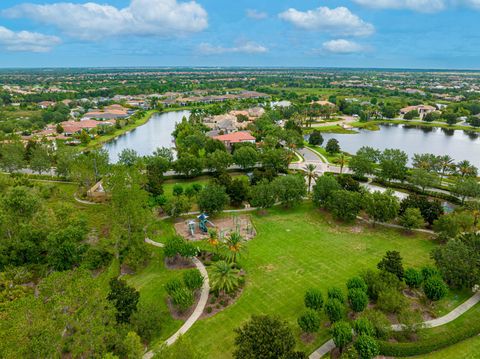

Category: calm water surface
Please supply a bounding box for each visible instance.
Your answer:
[321,124,480,167]
[104,110,190,162]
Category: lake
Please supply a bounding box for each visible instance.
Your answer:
[103,110,190,162]
[320,124,480,167]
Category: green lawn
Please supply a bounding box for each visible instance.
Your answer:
[125,245,186,348]
[414,335,480,359]
[179,204,437,358]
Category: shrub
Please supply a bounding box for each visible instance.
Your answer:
[331,321,353,352]
[171,287,194,312]
[172,184,183,197]
[377,288,407,314]
[421,266,440,281]
[423,276,448,301]
[325,298,345,323]
[82,247,113,270]
[340,346,359,359]
[328,287,345,303]
[233,315,298,359]
[348,288,369,313]
[377,250,404,280]
[361,269,401,301]
[404,268,423,289]
[297,309,321,333]
[353,318,375,337]
[361,309,391,340]
[164,236,197,259]
[165,278,183,295]
[346,276,368,293]
[131,303,163,343]
[183,269,204,291]
[355,335,379,359]
[304,288,324,311]
[378,318,480,356]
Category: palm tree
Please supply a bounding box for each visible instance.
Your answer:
[439,155,454,185]
[210,260,239,295]
[457,160,478,178]
[223,231,247,264]
[303,164,317,194]
[337,153,347,174]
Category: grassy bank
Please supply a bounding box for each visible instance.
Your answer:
[353,119,480,133]
[78,109,158,150]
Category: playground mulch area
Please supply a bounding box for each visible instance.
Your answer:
[174,215,256,241]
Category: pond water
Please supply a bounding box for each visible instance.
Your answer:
[103,110,190,162]
[320,124,480,168]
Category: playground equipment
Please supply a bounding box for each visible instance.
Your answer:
[188,220,196,237]
[197,213,215,234]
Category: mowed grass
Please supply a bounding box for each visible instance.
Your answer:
[183,204,437,358]
[414,335,480,359]
[125,245,186,348]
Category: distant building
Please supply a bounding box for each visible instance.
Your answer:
[38,101,56,109]
[312,100,336,107]
[82,104,130,120]
[400,105,436,118]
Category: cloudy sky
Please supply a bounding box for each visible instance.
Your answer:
[0,0,479,68]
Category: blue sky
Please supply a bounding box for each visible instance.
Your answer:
[0,0,479,69]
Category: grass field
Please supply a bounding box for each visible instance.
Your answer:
[179,204,438,358]
[125,245,186,348]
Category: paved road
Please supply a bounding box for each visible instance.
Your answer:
[143,238,210,358]
[309,291,480,359]
[292,147,350,175]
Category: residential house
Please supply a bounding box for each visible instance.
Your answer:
[212,131,256,150]
[38,101,56,109]
[400,105,437,118]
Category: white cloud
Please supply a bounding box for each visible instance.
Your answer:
[198,41,268,55]
[352,0,447,12]
[460,0,480,8]
[278,6,374,37]
[4,0,208,41]
[322,39,367,54]
[246,9,268,20]
[0,26,61,52]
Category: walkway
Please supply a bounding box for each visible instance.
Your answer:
[142,238,210,358]
[309,291,480,359]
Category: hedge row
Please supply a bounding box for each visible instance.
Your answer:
[373,179,461,205]
[378,317,480,357]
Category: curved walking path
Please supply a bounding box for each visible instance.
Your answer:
[142,238,210,359]
[73,194,100,205]
[309,291,480,359]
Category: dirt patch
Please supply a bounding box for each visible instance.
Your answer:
[403,288,420,299]
[300,332,316,344]
[165,257,196,270]
[175,215,256,242]
[350,225,364,233]
[120,263,135,276]
[202,287,244,319]
[167,290,201,321]
[259,264,276,272]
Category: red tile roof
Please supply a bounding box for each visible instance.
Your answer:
[213,131,255,143]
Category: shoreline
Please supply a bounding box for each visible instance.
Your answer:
[307,119,480,134]
[77,109,159,151]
